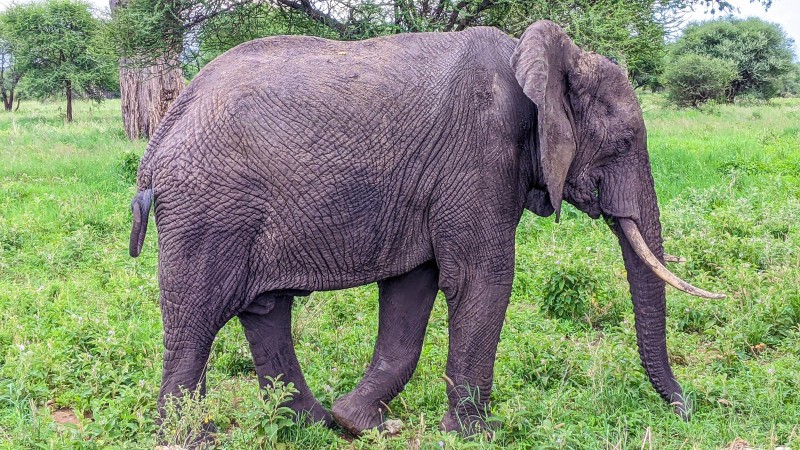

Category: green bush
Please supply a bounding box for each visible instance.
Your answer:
[119,151,140,184]
[670,18,795,102]
[540,263,622,328]
[664,54,737,107]
[777,63,800,98]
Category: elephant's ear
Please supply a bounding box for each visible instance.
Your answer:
[511,20,580,221]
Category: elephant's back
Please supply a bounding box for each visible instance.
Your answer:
[195,27,514,97]
[146,27,524,291]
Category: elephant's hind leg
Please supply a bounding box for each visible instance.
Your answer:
[332,260,439,435]
[158,312,219,415]
[238,292,333,426]
[157,288,234,442]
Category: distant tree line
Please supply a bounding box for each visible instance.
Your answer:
[1,0,795,124]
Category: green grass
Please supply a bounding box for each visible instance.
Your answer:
[1,96,799,448]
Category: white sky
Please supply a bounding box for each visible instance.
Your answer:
[0,0,797,59]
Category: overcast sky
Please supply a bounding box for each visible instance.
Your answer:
[0,0,797,59]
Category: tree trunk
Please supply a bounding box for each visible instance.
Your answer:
[110,0,184,140]
[2,73,20,112]
[66,80,73,122]
[118,56,184,139]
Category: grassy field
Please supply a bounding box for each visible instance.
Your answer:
[0,97,799,449]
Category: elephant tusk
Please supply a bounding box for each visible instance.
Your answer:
[664,253,686,263]
[618,218,725,299]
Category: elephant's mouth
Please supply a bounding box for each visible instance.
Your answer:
[563,180,602,219]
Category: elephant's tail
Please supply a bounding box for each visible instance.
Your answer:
[129,188,153,257]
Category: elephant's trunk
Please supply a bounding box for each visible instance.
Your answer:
[609,169,690,419]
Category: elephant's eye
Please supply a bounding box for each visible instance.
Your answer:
[614,131,636,152]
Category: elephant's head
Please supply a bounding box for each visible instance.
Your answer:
[511,21,723,418]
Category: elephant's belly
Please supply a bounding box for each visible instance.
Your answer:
[251,211,434,292]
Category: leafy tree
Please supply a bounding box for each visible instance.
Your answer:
[1,0,117,122]
[117,0,670,76]
[0,35,23,112]
[115,0,774,79]
[664,53,737,107]
[670,18,795,101]
[481,0,668,90]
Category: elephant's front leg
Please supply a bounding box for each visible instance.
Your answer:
[238,294,333,426]
[332,260,439,435]
[439,281,511,435]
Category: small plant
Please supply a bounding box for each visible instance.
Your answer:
[224,376,299,448]
[540,264,612,326]
[158,386,217,449]
[119,150,141,184]
[677,307,713,334]
[541,266,589,323]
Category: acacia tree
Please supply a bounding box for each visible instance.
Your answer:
[1,0,116,122]
[110,0,184,139]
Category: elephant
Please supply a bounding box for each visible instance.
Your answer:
[128,20,723,436]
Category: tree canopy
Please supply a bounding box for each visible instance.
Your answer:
[669,17,795,101]
[112,0,772,77]
[106,0,775,133]
[1,0,117,120]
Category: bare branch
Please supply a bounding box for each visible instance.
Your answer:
[276,0,347,35]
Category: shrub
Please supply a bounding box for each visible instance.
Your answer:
[777,63,800,98]
[540,263,622,328]
[670,18,795,102]
[119,151,140,184]
[664,54,737,107]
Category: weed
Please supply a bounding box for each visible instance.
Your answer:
[119,150,141,184]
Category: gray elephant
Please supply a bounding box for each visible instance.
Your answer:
[129,20,722,436]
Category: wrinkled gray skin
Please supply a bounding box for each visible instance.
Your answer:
[130,21,687,436]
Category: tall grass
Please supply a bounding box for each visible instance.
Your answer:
[0,97,798,448]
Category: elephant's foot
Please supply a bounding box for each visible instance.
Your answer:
[289,394,334,427]
[439,409,493,436]
[330,392,386,436]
